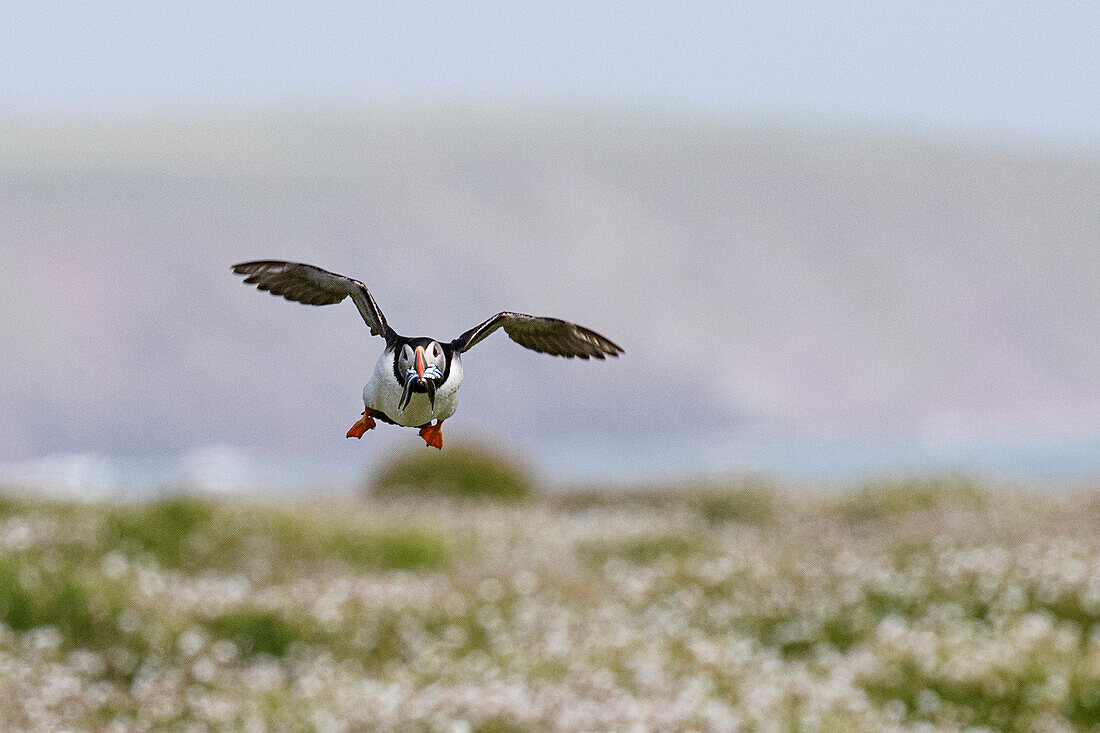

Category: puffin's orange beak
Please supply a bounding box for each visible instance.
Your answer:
[414,346,426,384]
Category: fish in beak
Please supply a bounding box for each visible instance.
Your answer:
[399,375,415,411]
[400,346,439,411]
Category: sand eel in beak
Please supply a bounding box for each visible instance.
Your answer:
[232,260,622,449]
[400,345,444,411]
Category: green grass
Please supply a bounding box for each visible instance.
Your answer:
[373,445,534,501]
[0,557,120,650]
[95,497,449,574]
[860,657,1055,730]
[264,514,451,571]
[473,718,531,733]
[1,483,1098,730]
[555,481,779,525]
[100,496,216,569]
[0,492,27,518]
[689,485,777,525]
[829,477,990,520]
[579,533,705,566]
[206,609,315,657]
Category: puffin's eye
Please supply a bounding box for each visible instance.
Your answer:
[402,345,413,361]
[432,343,441,358]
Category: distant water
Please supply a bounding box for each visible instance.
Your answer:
[2,429,1097,497]
[543,429,1100,486]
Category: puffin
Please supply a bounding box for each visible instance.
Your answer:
[232,260,622,449]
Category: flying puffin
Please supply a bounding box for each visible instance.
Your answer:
[232,260,622,449]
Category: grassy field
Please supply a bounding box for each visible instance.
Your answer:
[1,478,1100,731]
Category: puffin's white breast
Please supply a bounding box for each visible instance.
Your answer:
[363,348,463,427]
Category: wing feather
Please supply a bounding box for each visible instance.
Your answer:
[232,260,393,340]
[452,312,622,359]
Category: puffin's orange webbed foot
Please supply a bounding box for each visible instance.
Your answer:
[346,410,377,439]
[418,421,444,450]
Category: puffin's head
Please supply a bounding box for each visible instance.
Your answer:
[396,339,447,410]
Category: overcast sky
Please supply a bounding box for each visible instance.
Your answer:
[2,2,1098,487]
[2,2,1097,147]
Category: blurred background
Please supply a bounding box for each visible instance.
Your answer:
[5,5,1100,731]
[2,2,1098,495]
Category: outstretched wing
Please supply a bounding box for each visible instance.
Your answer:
[452,312,623,359]
[231,260,393,340]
